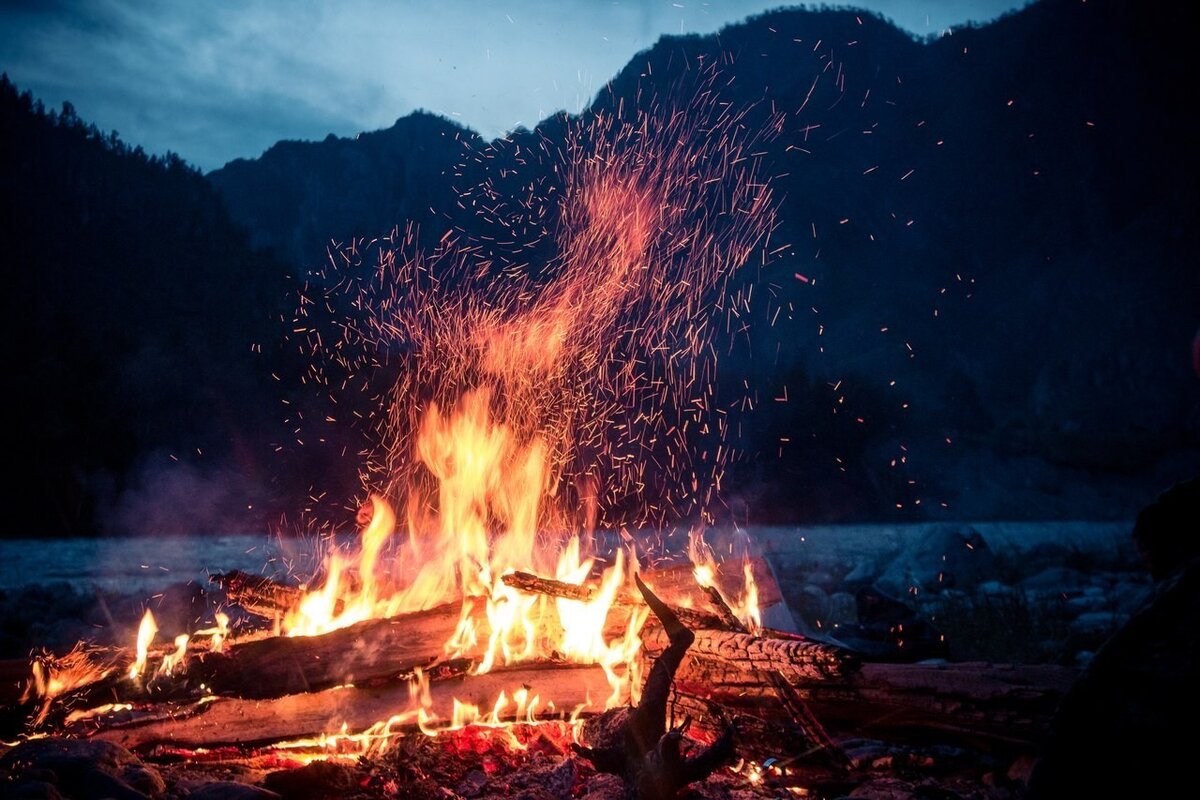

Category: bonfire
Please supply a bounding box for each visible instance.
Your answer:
[1,73,1075,800]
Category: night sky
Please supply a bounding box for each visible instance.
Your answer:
[0,0,1023,171]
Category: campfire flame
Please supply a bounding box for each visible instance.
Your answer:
[193,611,229,654]
[690,530,763,635]
[128,609,157,681]
[157,634,189,677]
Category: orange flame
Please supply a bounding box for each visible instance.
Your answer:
[128,609,157,680]
[689,531,762,635]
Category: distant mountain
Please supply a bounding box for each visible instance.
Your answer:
[208,0,1199,522]
[211,111,478,268]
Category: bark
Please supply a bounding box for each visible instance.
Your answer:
[694,580,848,768]
[672,655,1076,750]
[79,663,615,751]
[501,572,722,630]
[640,625,857,683]
[210,571,304,620]
[30,597,644,727]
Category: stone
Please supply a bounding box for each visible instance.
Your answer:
[831,587,947,661]
[1064,594,1105,613]
[827,591,859,624]
[0,738,151,800]
[1068,610,1123,637]
[875,527,998,596]
[262,761,355,799]
[121,763,166,797]
[185,783,282,800]
[0,739,139,775]
[74,771,148,800]
[976,580,1015,597]
[5,781,65,800]
[789,584,833,629]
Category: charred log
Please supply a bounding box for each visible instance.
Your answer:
[694,580,848,769]
[640,625,856,683]
[210,571,304,620]
[501,571,722,629]
[572,574,735,800]
[671,654,1075,750]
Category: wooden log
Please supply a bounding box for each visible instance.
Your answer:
[501,571,723,630]
[693,579,848,768]
[80,663,616,751]
[640,625,857,682]
[73,657,1075,754]
[664,689,837,779]
[14,603,468,729]
[184,602,466,699]
[801,661,1077,749]
[33,596,645,726]
[641,557,783,610]
[212,560,779,624]
[210,571,304,619]
[670,654,1076,750]
[54,638,1073,755]
[503,571,593,602]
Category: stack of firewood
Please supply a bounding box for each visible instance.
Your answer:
[1,560,1075,764]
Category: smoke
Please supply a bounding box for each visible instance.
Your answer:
[101,453,267,537]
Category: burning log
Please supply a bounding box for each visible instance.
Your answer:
[213,563,766,626]
[180,603,467,699]
[500,567,850,684]
[18,614,1072,758]
[14,603,470,730]
[501,571,724,630]
[80,663,614,752]
[503,571,595,602]
[693,580,849,769]
[210,570,304,620]
[24,596,644,729]
[55,652,1072,755]
[640,626,855,683]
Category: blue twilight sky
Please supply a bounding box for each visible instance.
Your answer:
[0,0,1025,171]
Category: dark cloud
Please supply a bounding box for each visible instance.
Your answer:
[0,0,1023,171]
